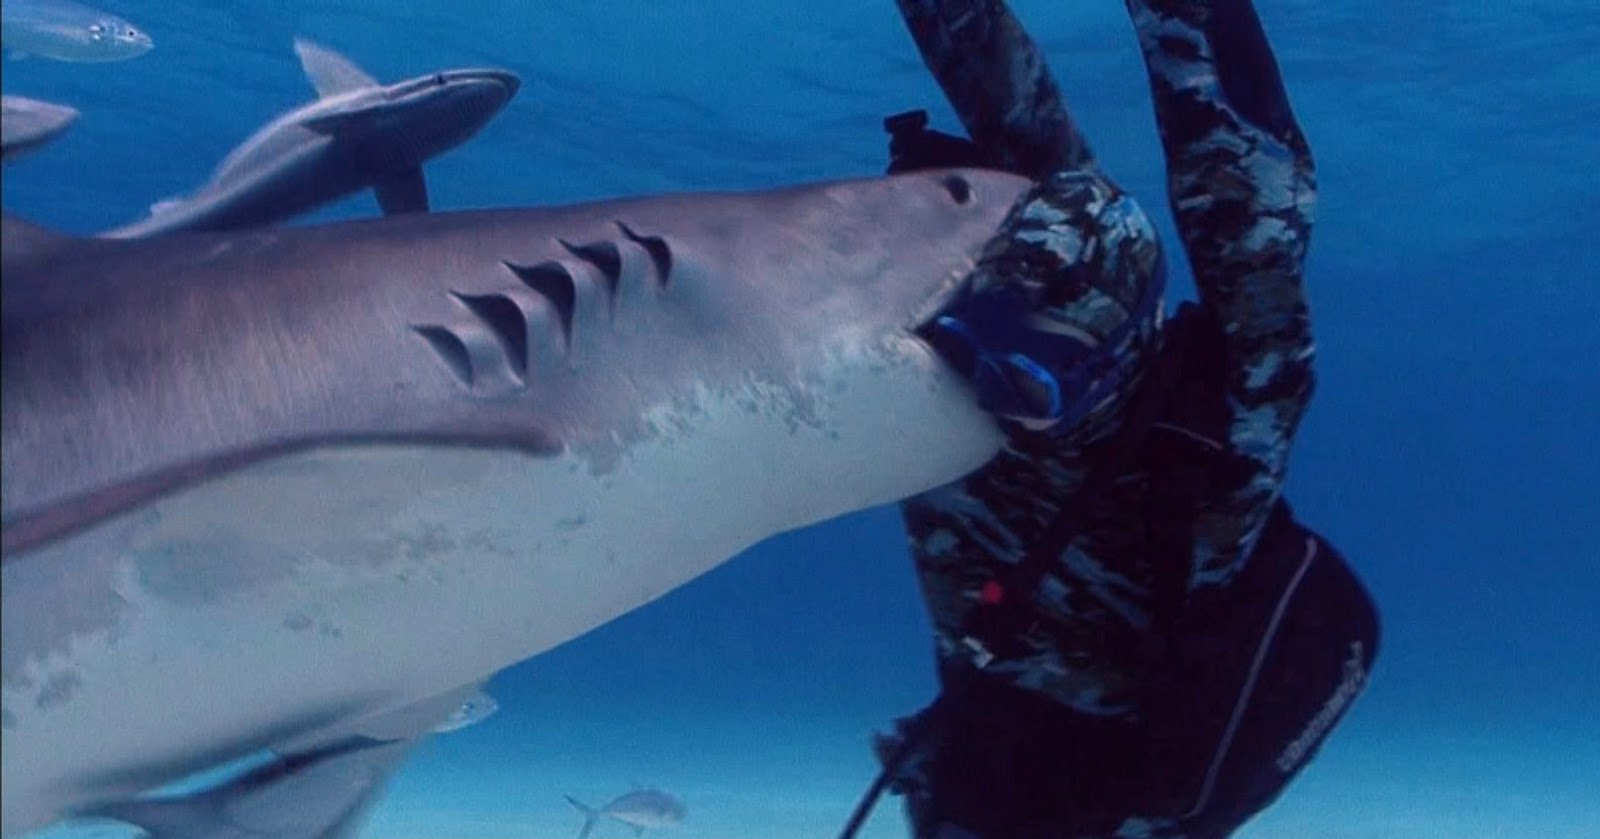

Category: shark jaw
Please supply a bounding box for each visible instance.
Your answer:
[0,168,1031,831]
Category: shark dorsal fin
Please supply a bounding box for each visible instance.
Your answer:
[293,37,379,98]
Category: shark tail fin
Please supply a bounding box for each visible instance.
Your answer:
[565,794,601,839]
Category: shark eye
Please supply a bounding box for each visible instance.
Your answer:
[433,73,446,86]
[941,174,973,206]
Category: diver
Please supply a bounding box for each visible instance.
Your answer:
[840,0,1382,837]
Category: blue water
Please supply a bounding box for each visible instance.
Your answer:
[5,1,1598,837]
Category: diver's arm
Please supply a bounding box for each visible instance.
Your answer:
[1126,0,1318,577]
[895,0,1095,177]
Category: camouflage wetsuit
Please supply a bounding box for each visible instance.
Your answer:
[894,0,1318,764]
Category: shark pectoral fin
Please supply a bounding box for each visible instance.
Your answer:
[300,111,357,134]
[349,682,489,741]
[374,167,430,215]
[90,736,414,839]
[292,36,379,97]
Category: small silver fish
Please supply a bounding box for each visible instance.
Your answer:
[565,788,686,839]
[2,0,151,63]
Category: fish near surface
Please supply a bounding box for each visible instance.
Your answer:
[1,0,150,62]
[0,168,1030,833]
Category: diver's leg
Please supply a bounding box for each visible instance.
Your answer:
[895,0,1095,177]
[1126,0,1318,580]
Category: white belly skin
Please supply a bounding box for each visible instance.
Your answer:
[0,333,1000,833]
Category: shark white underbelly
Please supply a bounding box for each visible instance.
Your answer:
[2,331,996,828]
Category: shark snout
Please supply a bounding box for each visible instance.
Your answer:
[445,68,521,107]
[2,96,81,162]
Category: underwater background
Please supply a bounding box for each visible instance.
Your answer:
[4,0,1597,837]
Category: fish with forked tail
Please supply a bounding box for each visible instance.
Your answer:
[566,788,686,838]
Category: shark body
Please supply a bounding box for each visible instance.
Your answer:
[1,168,1028,833]
[100,38,519,239]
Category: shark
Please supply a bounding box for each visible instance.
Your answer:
[0,166,1031,835]
[99,38,520,239]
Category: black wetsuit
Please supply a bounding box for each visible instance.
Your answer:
[871,1,1379,837]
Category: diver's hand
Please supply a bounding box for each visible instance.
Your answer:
[884,109,994,174]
